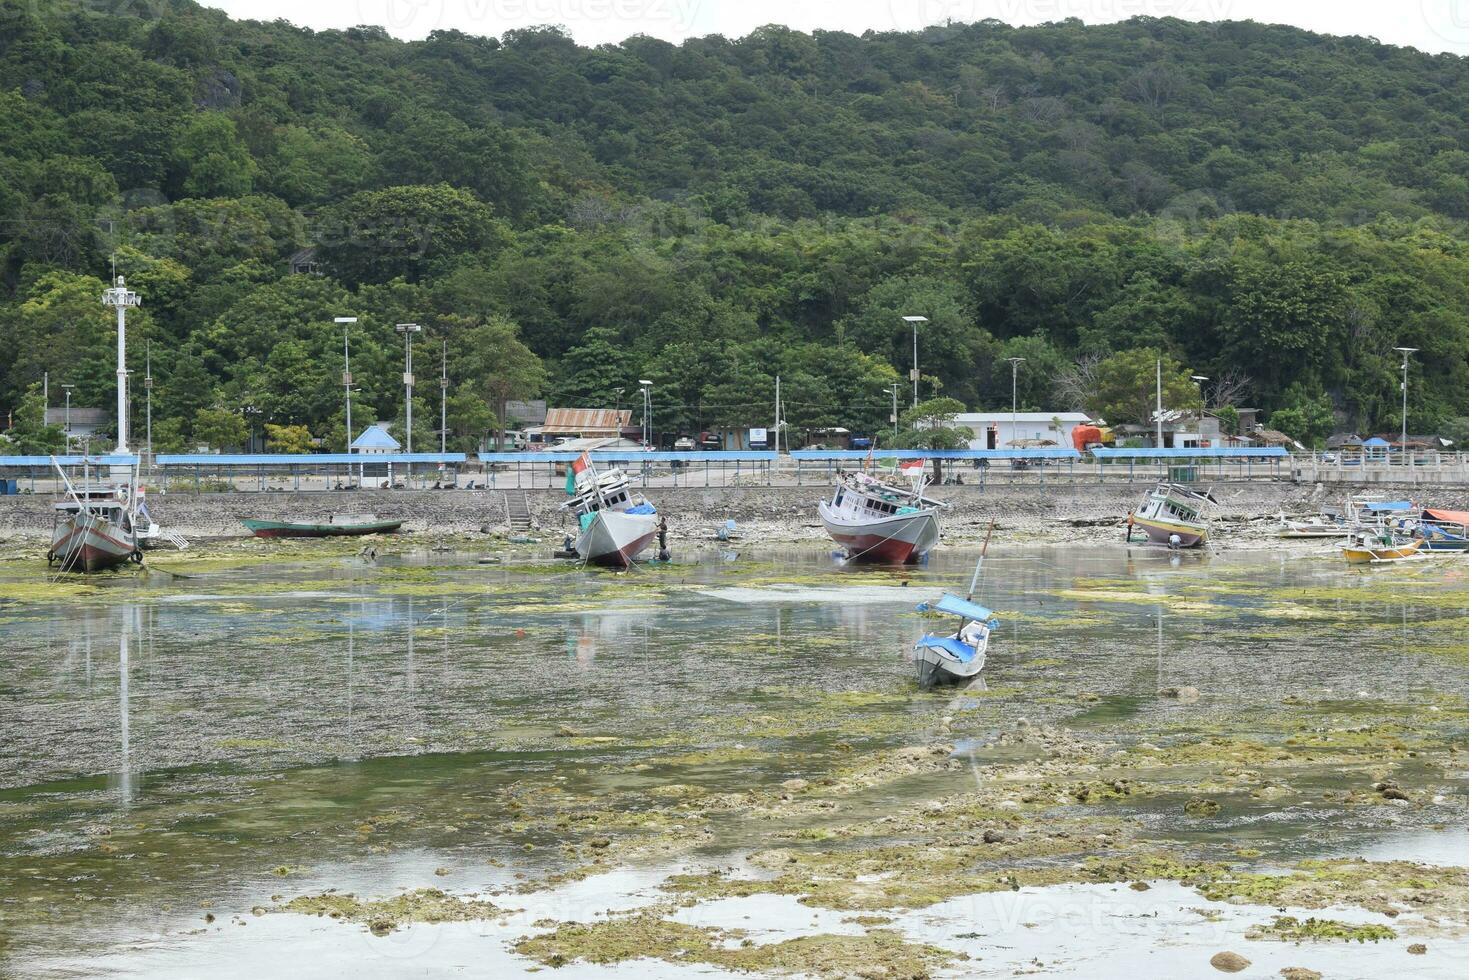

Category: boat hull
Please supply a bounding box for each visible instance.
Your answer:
[50,512,137,573]
[576,510,659,568]
[914,640,986,688]
[1131,516,1208,548]
[1343,539,1422,564]
[819,504,940,564]
[242,519,403,538]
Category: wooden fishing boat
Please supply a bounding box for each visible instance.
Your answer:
[1342,528,1423,564]
[1275,509,1349,539]
[912,526,998,688]
[818,467,944,564]
[1127,483,1213,548]
[47,458,142,573]
[560,454,662,568]
[241,515,403,538]
[1409,509,1469,552]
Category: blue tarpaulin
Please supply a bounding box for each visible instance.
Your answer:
[1363,500,1413,512]
[916,592,999,626]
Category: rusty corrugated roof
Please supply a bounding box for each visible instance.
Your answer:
[542,408,633,435]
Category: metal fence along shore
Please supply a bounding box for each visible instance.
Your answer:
[5,447,1469,494]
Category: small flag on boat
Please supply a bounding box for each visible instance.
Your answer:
[900,459,925,474]
[564,452,593,495]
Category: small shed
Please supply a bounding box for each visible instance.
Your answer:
[351,424,400,455]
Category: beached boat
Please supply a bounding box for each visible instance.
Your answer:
[1127,483,1213,548]
[1407,509,1469,552]
[1275,509,1349,539]
[1342,528,1423,564]
[48,461,141,573]
[241,515,403,538]
[818,467,944,564]
[912,529,999,687]
[561,454,661,568]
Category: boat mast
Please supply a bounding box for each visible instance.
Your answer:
[966,522,996,601]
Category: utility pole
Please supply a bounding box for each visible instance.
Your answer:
[903,316,928,410]
[1007,357,1026,450]
[61,384,74,452]
[144,341,153,481]
[102,275,140,456]
[396,323,422,486]
[335,317,357,452]
[639,380,653,448]
[774,374,781,455]
[439,339,448,455]
[1395,347,1418,467]
[1154,357,1164,450]
[889,383,900,442]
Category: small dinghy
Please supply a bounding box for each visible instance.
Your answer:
[912,525,999,688]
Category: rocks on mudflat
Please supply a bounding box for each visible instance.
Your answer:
[1209,951,1250,973]
[1184,797,1222,817]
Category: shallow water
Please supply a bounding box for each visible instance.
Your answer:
[3,542,1468,976]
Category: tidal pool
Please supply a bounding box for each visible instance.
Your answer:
[2,541,1468,977]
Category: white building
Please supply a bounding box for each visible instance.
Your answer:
[952,412,1093,451]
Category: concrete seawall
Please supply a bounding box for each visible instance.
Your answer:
[4,482,1464,546]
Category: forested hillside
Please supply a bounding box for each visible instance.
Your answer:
[4,0,1469,451]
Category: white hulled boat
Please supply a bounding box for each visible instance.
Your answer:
[561,454,662,568]
[818,467,944,564]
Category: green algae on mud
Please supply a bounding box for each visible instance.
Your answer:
[279,888,513,934]
[513,911,964,977]
[1247,915,1398,943]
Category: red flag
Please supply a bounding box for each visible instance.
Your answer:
[571,452,591,474]
[899,459,924,473]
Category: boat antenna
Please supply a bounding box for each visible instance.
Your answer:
[966,521,996,601]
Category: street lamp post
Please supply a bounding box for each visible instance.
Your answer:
[144,342,154,480]
[1006,357,1025,450]
[335,317,357,453]
[439,339,449,455]
[396,323,422,486]
[1191,376,1210,451]
[101,276,140,456]
[1154,357,1164,449]
[888,383,900,442]
[902,316,928,410]
[1394,347,1418,466]
[60,384,74,452]
[639,380,653,448]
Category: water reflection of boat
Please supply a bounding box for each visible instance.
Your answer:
[1126,483,1213,548]
[241,515,403,537]
[1342,528,1423,564]
[912,528,998,687]
[561,454,661,568]
[818,469,943,564]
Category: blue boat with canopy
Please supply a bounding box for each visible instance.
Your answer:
[912,526,1000,687]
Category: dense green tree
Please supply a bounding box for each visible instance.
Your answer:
[893,397,973,482]
[317,184,506,287]
[192,406,247,451]
[1087,348,1203,429]
[6,7,1469,445]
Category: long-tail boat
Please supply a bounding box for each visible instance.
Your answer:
[241,515,403,538]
